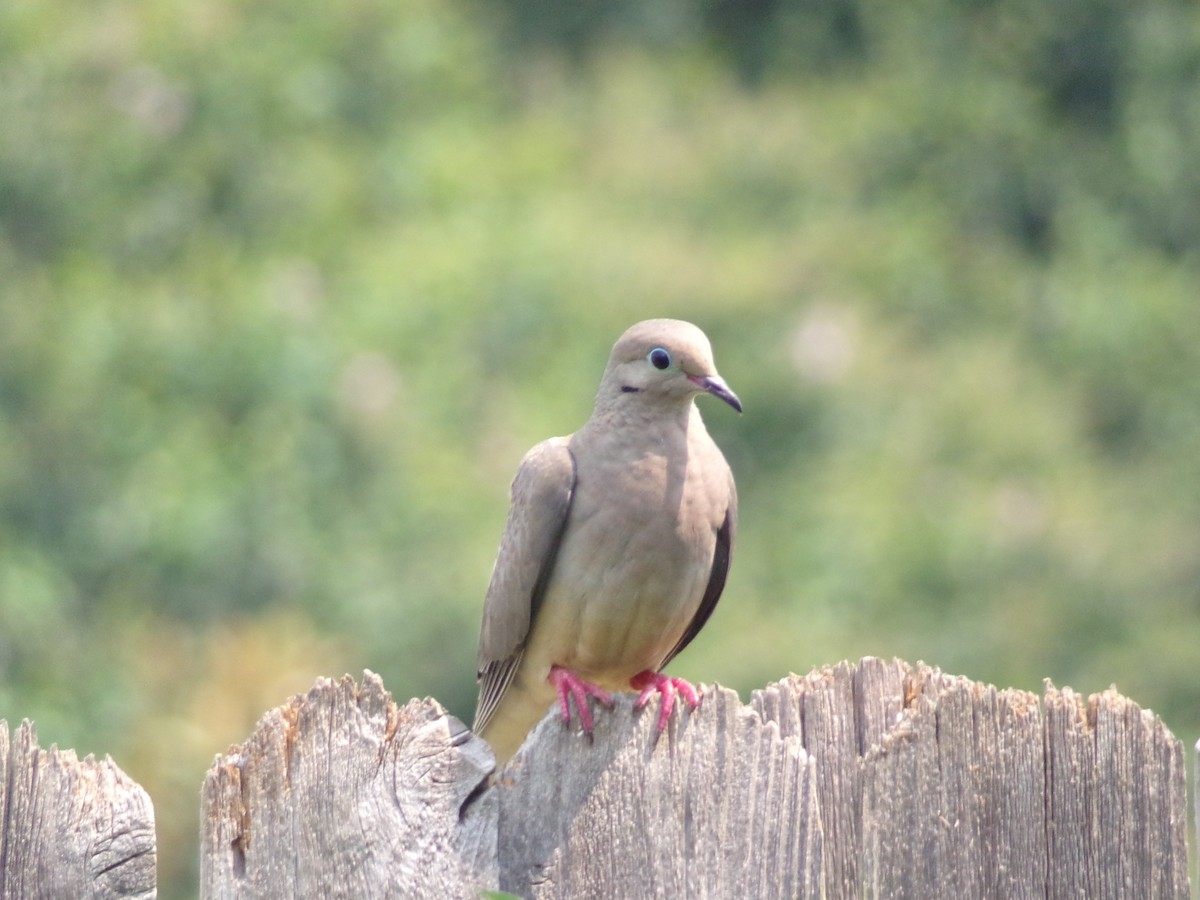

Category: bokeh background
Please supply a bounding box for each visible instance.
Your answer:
[3,0,1199,894]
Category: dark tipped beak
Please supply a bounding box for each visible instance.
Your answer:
[691,374,742,413]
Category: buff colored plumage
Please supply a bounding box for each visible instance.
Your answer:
[473,319,740,766]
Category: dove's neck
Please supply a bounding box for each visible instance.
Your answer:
[581,397,704,454]
[593,384,694,419]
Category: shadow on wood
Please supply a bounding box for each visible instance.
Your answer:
[0,720,156,900]
[198,658,1189,899]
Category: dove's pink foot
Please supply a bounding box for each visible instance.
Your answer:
[548,665,614,735]
[631,670,701,735]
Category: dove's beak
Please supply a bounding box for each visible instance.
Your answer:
[690,375,742,414]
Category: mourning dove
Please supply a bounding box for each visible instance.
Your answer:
[473,319,740,766]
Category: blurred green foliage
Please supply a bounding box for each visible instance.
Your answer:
[2,0,1198,895]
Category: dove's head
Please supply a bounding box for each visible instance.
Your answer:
[598,319,742,414]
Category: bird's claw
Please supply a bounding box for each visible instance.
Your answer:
[631,670,701,737]
[548,665,614,736]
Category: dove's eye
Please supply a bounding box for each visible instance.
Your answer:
[648,347,672,370]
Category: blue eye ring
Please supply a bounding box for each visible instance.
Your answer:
[648,347,672,370]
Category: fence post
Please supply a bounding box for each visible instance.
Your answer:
[0,720,156,899]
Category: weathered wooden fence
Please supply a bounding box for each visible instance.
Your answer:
[1,658,1193,898]
[0,720,156,899]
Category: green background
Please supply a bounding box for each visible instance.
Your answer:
[2,1,1198,894]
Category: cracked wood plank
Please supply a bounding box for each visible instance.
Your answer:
[199,671,494,899]
[0,720,156,899]
[490,685,823,899]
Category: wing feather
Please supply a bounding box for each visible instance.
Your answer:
[659,477,737,670]
[472,438,576,734]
